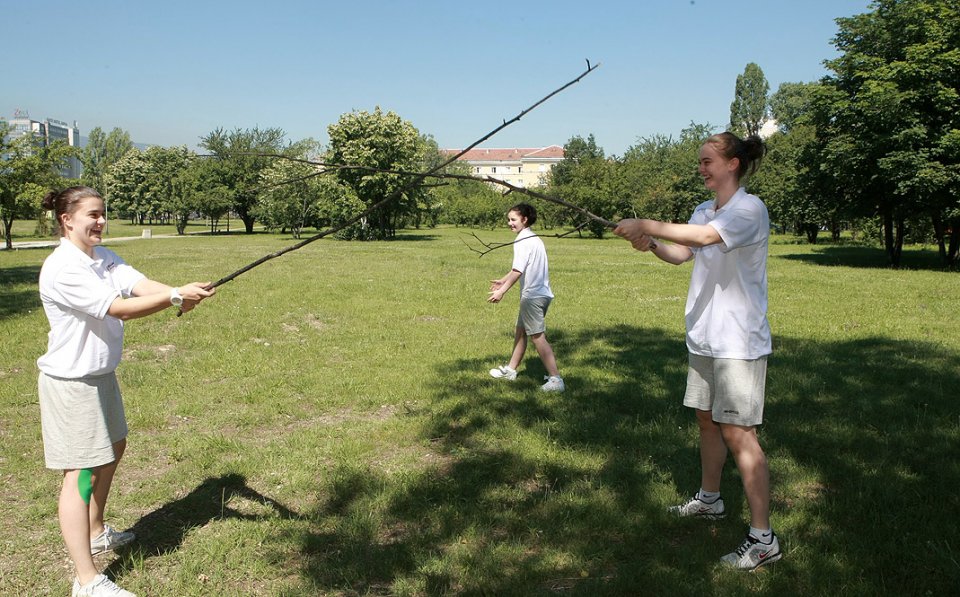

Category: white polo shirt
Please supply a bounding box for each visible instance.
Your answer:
[685,187,771,359]
[512,227,554,299]
[37,239,146,378]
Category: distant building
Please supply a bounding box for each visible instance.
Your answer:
[3,108,83,178]
[442,146,565,189]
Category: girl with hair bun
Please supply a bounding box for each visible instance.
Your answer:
[487,202,565,392]
[614,132,781,570]
[36,186,215,596]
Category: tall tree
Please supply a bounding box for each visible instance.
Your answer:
[80,127,134,192]
[200,127,303,233]
[620,122,714,225]
[0,124,73,248]
[729,63,770,137]
[817,0,960,266]
[326,107,425,239]
[547,134,619,237]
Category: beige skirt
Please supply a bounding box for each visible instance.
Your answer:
[38,371,128,470]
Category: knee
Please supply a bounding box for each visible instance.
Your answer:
[694,410,718,433]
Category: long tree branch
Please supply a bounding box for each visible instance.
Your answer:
[460,222,590,257]
[248,159,660,255]
[187,60,601,302]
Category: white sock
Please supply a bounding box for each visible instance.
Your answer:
[698,489,721,503]
[750,526,774,544]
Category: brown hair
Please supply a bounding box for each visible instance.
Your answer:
[42,186,103,235]
[509,202,537,227]
[704,132,767,181]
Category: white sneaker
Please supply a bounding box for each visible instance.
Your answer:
[91,524,136,555]
[668,494,726,519]
[489,365,517,380]
[73,574,136,597]
[540,375,565,392]
[720,533,782,570]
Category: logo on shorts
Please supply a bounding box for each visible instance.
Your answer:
[723,409,740,415]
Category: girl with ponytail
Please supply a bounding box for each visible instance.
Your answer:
[614,132,782,570]
[36,186,215,596]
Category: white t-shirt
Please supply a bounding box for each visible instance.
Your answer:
[512,227,554,299]
[37,239,146,377]
[685,187,771,359]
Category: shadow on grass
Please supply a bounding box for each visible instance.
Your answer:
[284,325,959,595]
[0,265,42,319]
[777,244,947,270]
[104,473,301,580]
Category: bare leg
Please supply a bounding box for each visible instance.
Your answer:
[60,469,99,585]
[88,439,125,538]
[721,423,770,529]
[529,332,560,377]
[507,326,527,370]
[696,409,727,493]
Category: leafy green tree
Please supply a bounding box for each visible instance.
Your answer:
[326,107,425,239]
[200,127,305,233]
[0,124,74,248]
[817,0,960,266]
[254,155,322,239]
[620,123,713,225]
[547,134,620,237]
[103,150,148,224]
[80,127,134,192]
[729,63,770,137]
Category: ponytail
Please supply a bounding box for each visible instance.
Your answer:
[43,186,103,235]
[705,132,767,181]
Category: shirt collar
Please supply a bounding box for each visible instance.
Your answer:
[59,237,101,268]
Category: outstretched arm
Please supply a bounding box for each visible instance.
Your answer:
[107,280,215,320]
[488,270,522,303]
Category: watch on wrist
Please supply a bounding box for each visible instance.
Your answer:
[170,288,184,307]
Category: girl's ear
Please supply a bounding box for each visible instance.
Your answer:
[728,157,740,174]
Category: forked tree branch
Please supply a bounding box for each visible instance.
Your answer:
[460,221,590,257]
[183,59,600,311]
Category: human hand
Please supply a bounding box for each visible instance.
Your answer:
[178,282,215,312]
[613,218,651,244]
[487,289,504,303]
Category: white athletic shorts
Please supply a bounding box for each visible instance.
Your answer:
[517,296,552,335]
[38,371,128,470]
[683,353,767,427]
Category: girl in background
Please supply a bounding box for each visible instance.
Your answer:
[488,203,565,392]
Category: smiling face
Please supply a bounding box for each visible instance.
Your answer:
[507,210,528,234]
[698,142,740,195]
[61,195,107,256]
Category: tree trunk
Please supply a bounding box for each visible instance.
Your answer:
[175,213,188,235]
[805,224,819,244]
[3,216,13,250]
[239,211,255,234]
[948,217,960,268]
[932,212,947,263]
[883,212,904,267]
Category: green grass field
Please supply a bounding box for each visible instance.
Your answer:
[1,226,958,595]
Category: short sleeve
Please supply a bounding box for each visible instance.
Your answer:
[708,201,766,251]
[49,265,121,320]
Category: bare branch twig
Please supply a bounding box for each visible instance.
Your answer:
[186,60,601,305]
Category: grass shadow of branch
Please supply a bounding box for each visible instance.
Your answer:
[103,473,301,580]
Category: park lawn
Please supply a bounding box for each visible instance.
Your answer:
[1,227,958,596]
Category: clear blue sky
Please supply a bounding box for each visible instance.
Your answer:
[3,0,873,156]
